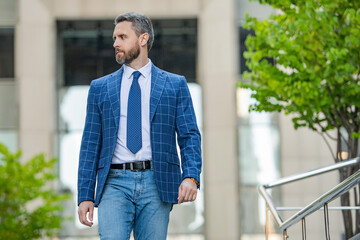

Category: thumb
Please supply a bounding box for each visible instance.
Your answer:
[178,183,184,204]
[178,183,183,199]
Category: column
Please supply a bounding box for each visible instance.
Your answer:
[199,0,240,239]
[17,0,56,160]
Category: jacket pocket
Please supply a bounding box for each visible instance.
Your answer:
[166,153,180,166]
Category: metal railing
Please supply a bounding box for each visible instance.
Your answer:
[258,157,360,240]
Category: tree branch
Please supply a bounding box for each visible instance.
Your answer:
[324,131,337,141]
[316,129,336,160]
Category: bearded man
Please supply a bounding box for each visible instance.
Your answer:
[77,12,202,240]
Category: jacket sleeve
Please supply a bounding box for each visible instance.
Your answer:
[175,76,202,187]
[77,81,102,205]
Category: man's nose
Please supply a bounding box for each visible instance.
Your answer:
[113,39,119,48]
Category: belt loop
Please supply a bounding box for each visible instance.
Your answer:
[130,163,134,171]
[142,161,145,169]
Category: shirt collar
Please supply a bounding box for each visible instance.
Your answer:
[124,59,152,80]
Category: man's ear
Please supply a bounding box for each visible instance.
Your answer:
[140,33,149,47]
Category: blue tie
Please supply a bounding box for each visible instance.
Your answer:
[127,71,142,154]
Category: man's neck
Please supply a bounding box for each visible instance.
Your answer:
[126,55,149,70]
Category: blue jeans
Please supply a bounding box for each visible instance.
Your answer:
[98,168,173,240]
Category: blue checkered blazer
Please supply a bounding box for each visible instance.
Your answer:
[77,64,202,206]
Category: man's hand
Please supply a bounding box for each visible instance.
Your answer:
[78,201,94,227]
[178,178,198,204]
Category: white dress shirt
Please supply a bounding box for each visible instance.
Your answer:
[111,59,152,164]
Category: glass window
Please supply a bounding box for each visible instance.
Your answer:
[0,130,17,152]
[239,26,254,74]
[57,19,197,86]
[0,28,15,79]
[238,26,274,75]
[0,82,18,152]
[57,20,117,86]
[0,82,17,128]
[150,19,197,83]
[58,86,100,237]
[168,83,204,237]
[237,88,281,236]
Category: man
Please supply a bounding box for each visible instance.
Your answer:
[77,12,202,240]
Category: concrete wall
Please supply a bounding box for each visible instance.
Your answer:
[1,0,348,239]
[13,0,240,239]
[279,114,343,239]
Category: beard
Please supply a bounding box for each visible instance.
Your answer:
[115,43,140,65]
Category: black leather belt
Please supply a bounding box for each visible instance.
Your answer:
[110,161,151,171]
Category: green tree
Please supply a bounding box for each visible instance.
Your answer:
[0,143,69,239]
[238,0,360,237]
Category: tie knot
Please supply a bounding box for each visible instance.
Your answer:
[133,71,141,81]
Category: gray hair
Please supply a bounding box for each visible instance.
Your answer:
[114,12,154,52]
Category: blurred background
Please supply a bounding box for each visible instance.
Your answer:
[0,0,344,239]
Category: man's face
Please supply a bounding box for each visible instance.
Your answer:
[113,21,141,65]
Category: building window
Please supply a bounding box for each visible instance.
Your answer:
[0,28,15,79]
[238,26,274,74]
[57,19,197,86]
[238,25,281,237]
[150,19,197,83]
[57,20,117,86]
[0,87,18,152]
[237,88,281,237]
[239,26,254,74]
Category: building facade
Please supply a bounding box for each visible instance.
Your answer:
[0,0,344,239]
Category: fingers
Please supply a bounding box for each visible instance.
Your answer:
[191,191,197,201]
[78,201,94,227]
[184,188,192,201]
[78,210,92,227]
[193,191,197,201]
[178,179,198,204]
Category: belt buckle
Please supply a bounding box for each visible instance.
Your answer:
[129,161,147,171]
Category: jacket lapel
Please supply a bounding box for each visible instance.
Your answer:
[150,65,166,122]
[107,67,124,129]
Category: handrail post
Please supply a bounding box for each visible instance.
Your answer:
[265,205,270,240]
[283,229,288,240]
[324,203,330,240]
[302,218,306,240]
